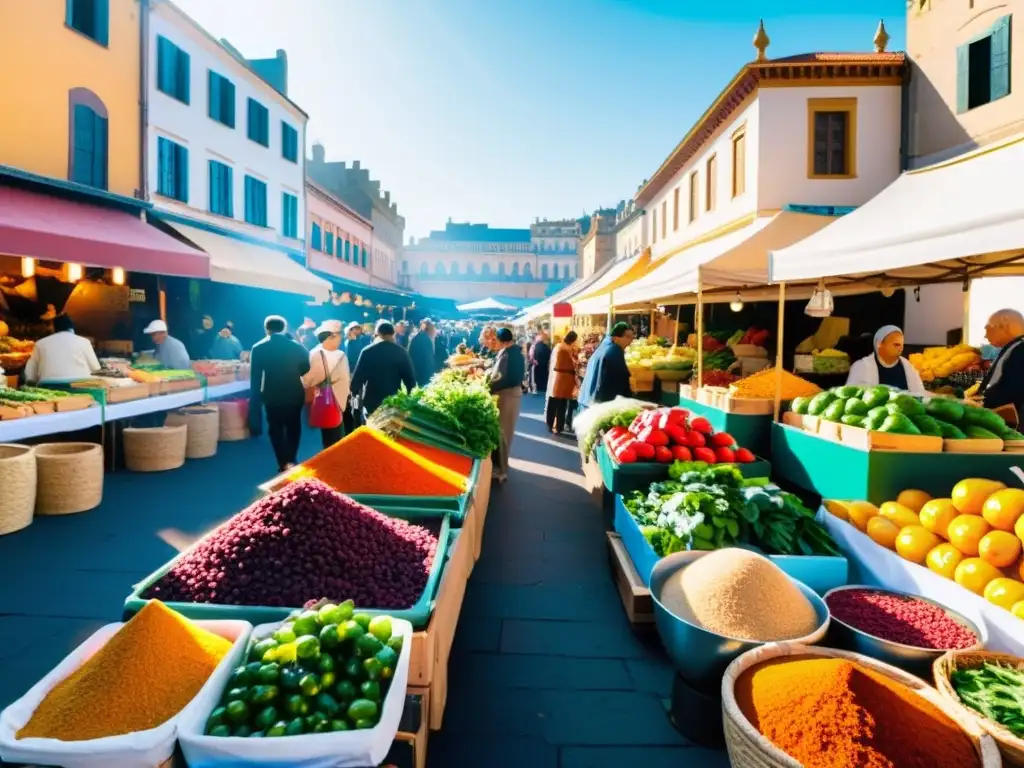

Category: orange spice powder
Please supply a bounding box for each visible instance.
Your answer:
[396,437,473,477]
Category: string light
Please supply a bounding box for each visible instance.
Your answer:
[112,267,125,286]
[729,293,744,312]
[67,263,83,282]
[20,257,35,278]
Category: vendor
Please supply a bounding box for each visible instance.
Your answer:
[846,324,926,394]
[23,314,100,383]
[977,308,1024,419]
[208,323,243,360]
[143,319,191,370]
[578,321,634,408]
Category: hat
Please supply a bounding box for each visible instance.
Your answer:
[143,319,168,334]
[316,320,343,336]
[344,321,361,333]
[496,328,514,343]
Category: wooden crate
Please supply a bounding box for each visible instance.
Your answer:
[468,457,492,561]
[840,424,943,453]
[27,401,56,415]
[159,379,202,394]
[607,532,654,627]
[203,373,237,387]
[103,384,153,403]
[54,395,96,412]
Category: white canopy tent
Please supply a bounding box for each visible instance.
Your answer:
[456,297,518,313]
[566,252,649,315]
[517,256,625,322]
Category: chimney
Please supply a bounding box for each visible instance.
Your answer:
[311,142,325,164]
[383,191,391,205]
[353,160,361,170]
[276,49,288,96]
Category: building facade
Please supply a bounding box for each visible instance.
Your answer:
[613,199,646,262]
[305,181,374,286]
[579,210,617,279]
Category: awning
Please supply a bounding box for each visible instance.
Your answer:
[770,134,1024,287]
[0,186,209,278]
[519,255,636,321]
[312,269,414,308]
[457,297,517,313]
[168,223,331,302]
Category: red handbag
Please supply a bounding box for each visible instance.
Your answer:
[308,351,342,429]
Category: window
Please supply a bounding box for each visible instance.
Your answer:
[208,160,233,217]
[706,154,717,211]
[731,125,746,197]
[958,16,1011,112]
[207,71,235,128]
[247,98,270,146]
[661,201,667,238]
[68,90,108,190]
[156,137,188,202]
[66,0,108,45]
[156,36,190,104]
[688,171,699,223]
[361,246,367,268]
[281,122,299,163]
[323,229,334,255]
[652,209,658,243]
[282,193,298,238]
[807,98,857,178]
[673,188,680,231]
[311,222,322,250]
[244,175,267,226]
[344,239,351,262]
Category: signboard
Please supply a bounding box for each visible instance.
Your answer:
[129,288,147,303]
[552,302,572,318]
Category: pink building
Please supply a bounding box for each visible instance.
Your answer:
[306,180,374,285]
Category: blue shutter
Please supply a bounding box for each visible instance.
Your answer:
[93,112,108,189]
[65,0,74,27]
[247,100,255,141]
[312,223,322,250]
[94,0,109,45]
[956,43,969,113]
[71,104,94,185]
[224,79,235,127]
[179,49,190,104]
[224,165,233,217]
[208,160,217,212]
[157,37,170,94]
[208,70,219,121]
[175,143,188,202]
[991,16,1011,102]
[244,176,251,222]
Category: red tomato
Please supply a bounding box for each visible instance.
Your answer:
[694,446,717,464]
[668,408,689,424]
[671,445,693,462]
[645,428,670,447]
[710,432,735,448]
[734,447,756,463]
[715,446,736,463]
[684,430,706,448]
[690,417,713,434]
[654,446,673,463]
[633,441,656,460]
[615,447,637,464]
[607,426,628,441]
[665,424,688,445]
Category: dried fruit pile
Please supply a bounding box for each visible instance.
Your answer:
[825,587,978,650]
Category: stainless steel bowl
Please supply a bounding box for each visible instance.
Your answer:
[649,550,831,686]
[822,585,988,676]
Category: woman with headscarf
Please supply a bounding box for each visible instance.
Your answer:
[846,324,926,394]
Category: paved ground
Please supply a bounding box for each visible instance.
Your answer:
[0,399,728,767]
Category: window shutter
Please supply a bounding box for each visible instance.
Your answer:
[208,71,219,120]
[66,0,74,27]
[71,104,94,185]
[92,113,108,189]
[157,37,169,93]
[95,0,109,45]
[224,80,235,127]
[179,50,190,104]
[244,177,251,222]
[208,160,217,211]
[224,166,233,216]
[991,16,1011,102]
[247,100,255,141]
[176,144,188,202]
[956,43,970,113]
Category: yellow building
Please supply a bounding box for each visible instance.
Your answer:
[0,0,141,197]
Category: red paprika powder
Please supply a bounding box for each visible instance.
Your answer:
[395,437,473,477]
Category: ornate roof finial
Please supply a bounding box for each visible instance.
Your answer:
[753,19,770,62]
[873,19,890,53]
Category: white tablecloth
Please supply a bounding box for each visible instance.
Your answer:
[0,408,101,442]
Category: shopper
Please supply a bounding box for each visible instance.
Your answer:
[394,321,410,349]
[249,315,311,472]
[23,314,101,384]
[409,319,437,387]
[143,319,191,370]
[489,327,525,483]
[546,331,578,435]
[191,314,215,359]
[846,325,926,394]
[208,323,243,360]
[302,320,350,449]
[433,328,449,371]
[976,309,1024,423]
[349,320,417,417]
[530,331,551,394]
[344,322,370,367]
[578,322,634,409]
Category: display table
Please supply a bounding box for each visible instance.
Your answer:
[0,407,102,441]
[771,423,1024,503]
[656,392,772,458]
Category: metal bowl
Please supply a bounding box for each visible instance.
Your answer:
[822,585,988,676]
[649,550,831,686]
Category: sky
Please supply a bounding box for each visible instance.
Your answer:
[174,0,907,240]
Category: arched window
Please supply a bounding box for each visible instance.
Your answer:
[498,262,506,277]
[68,88,109,190]
[450,261,460,276]
[541,263,549,279]
[465,262,476,276]
[481,263,491,277]
[511,262,520,277]
[419,262,428,276]
[524,263,533,278]
[434,261,446,275]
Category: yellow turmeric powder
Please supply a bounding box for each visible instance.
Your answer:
[18,601,232,741]
[731,367,821,400]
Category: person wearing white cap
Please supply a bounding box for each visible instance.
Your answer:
[846,324,925,394]
[302,320,351,448]
[142,318,191,371]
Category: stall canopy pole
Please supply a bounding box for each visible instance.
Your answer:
[606,290,614,333]
[696,279,705,389]
[962,279,972,345]
[773,282,787,423]
[674,305,682,347]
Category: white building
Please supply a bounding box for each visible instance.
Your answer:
[144,0,326,301]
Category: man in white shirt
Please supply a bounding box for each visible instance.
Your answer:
[143,319,191,370]
[24,314,101,383]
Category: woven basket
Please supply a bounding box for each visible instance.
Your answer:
[217,399,250,442]
[935,650,1024,767]
[34,443,104,516]
[721,642,1000,768]
[166,406,219,459]
[124,425,187,472]
[0,444,36,535]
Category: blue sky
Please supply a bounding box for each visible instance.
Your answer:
[174,0,906,239]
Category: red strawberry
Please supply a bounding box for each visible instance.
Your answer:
[686,430,706,448]
[665,424,688,445]
[693,446,717,464]
[715,446,736,463]
[710,431,736,448]
[654,446,673,463]
[690,417,713,434]
[614,447,637,463]
[734,447,756,463]
[633,441,656,461]
[671,445,693,462]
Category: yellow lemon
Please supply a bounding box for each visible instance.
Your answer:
[1016,513,1024,543]
[926,543,964,579]
[879,501,921,530]
[1013,601,1024,621]
[895,526,941,565]
[947,515,991,557]
[823,500,852,522]
[847,501,879,532]
[866,516,900,550]
[982,488,1024,531]
[951,478,1006,515]
[983,577,1024,611]
[919,499,958,539]
[954,558,1001,595]
[978,530,1022,568]
[896,489,932,513]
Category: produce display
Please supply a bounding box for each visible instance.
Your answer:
[735,656,981,768]
[144,479,441,610]
[204,603,402,737]
[0,386,96,419]
[729,367,821,400]
[951,660,1024,739]
[727,326,771,348]
[825,588,979,650]
[699,370,739,388]
[394,437,473,477]
[811,348,850,374]
[909,344,984,385]
[603,406,757,465]
[0,334,34,372]
[16,601,232,741]
[573,396,652,457]
[702,347,736,372]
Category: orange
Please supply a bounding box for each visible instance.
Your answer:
[896,489,932,513]
[926,543,964,579]
[978,530,1022,568]
[947,515,991,557]
[1016,512,1024,543]
[982,488,1024,531]
[847,501,879,532]
[1013,601,1024,621]
[919,499,958,539]
[895,526,941,565]
[866,516,900,550]
[983,578,1024,611]
[823,500,851,522]
[879,501,921,530]
[951,478,1006,515]
[954,557,1001,595]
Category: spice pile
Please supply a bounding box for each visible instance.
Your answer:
[395,437,473,478]
[826,588,979,651]
[736,656,981,768]
[17,601,232,741]
[145,479,440,610]
[952,660,1024,739]
[731,367,821,400]
[657,549,820,642]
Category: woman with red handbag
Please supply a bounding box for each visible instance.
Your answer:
[302,320,351,449]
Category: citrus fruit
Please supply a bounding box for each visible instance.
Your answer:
[981,488,1024,531]
[947,514,991,556]
[951,478,1006,515]
[879,501,920,529]
[896,489,931,513]
[1016,512,1024,543]
[1013,601,1024,621]
[847,501,879,532]
[866,516,900,549]
[978,530,1022,568]
[894,526,941,565]
[983,577,1024,610]
[954,557,1001,595]
[926,543,963,579]
[823,500,851,521]
[919,499,958,539]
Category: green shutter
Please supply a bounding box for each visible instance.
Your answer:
[94,0,109,45]
[71,104,94,185]
[91,113,107,189]
[956,43,970,113]
[991,15,1011,102]
[66,0,74,27]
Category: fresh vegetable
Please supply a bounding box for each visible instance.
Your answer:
[603,407,758,466]
[952,661,1024,738]
[574,397,653,456]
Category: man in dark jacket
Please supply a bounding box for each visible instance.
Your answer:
[578,322,634,409]
[530,331,551,394]
[978,308,1024,426]
[350,320,418,417]
[489,327,526,483]
[249,315,312,472]
[433,330,449,371]
[409,319,438,387]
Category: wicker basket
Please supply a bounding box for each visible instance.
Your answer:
[217,399,250,442]
[124,425,187,472]
[34,443,104,516]
[0,444,36,535]
[935,650,1024,767]
[166,406,219,459]
[721,642,1000,768]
